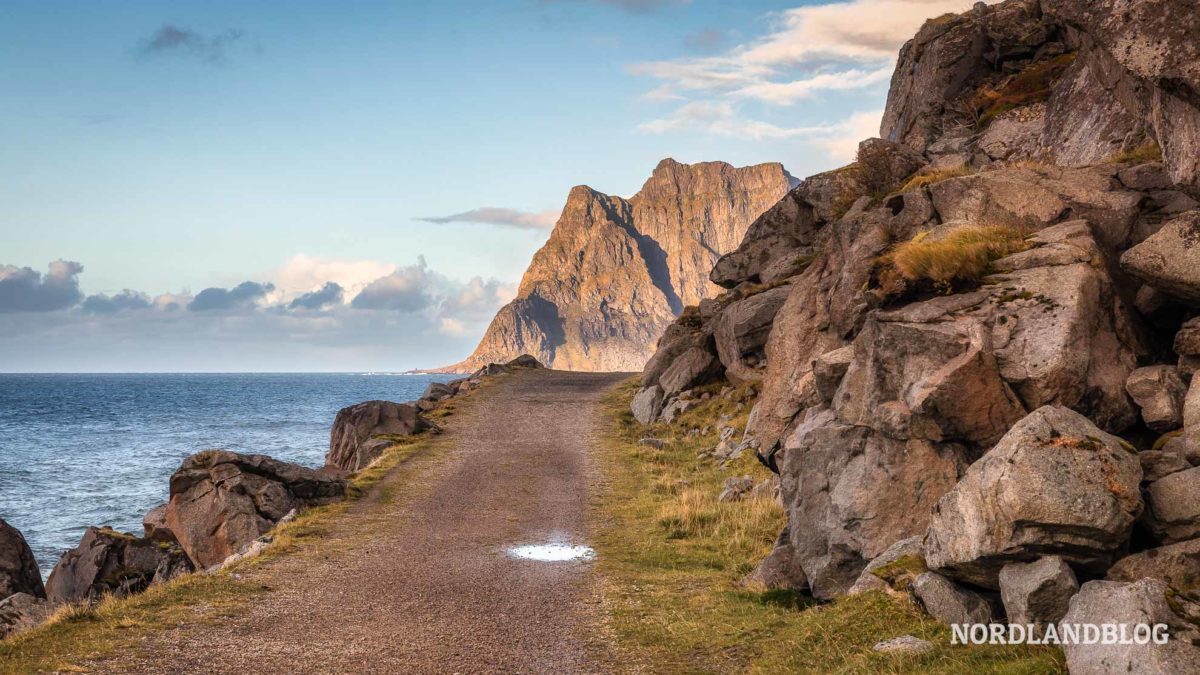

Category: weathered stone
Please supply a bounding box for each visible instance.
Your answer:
[327,400,430,472]
[167,450,347,569]
[998,556,1079,637]
[0,519,44,600]
[1144,466,1200,544]
[1108,539,1200,591]
[925,406,1142,589]
[631,385,664,425]
[1140,436,1193,483]
[1120,162,1174,191]
[1126,366,1186,432]
[421,381,455,402]
[0,593,52,640]
[742,528,808,591]
[504,354,543,369]
[781,408,965,599]
[811,346,854,404]
[912,572,995,626]
[717,475,755,503]
[1061,579,1200,674]
[1122,212,1200,304]
[872,636,933,655]
[658,347,721,397]
[713,286,790,384]
[45,526,192,603]
[1174,317,1200,356]
[848,536,925,596]
[659,398,697,425]
[142,504,176,544]
[711,188,819,288]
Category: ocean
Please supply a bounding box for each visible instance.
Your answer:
[0,372,456,579]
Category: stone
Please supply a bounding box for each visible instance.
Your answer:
[631,385,665,425]
[998,556,1079,638]
[1144,466,1200,544]
[1126,366,1186,432]
[326,400,430,472]
[1174,317,1200,357]
[504,354,543,369]
[717,476,755,503]
[0,593,52,640]
[1120,162,1174,191]
[1122,212,1200,305]
[658,347,721,398]
[0,519,44,600]
[421,381,455,401]
[1108,539,1200,591]
[780,408,965,599]
[447,160,793,372]
[166,450,347,569]
[848,536,925,596]
[742,528,808,591]
[711,188,820,288]
[872,636,933,655]
[912,572,995,626]
[45,526,192,603]
[142,504,176,544]
[1061,579,1200,675]
[659,398,697,425]
[638,438,666,449]
[1140,437,1193,483]
[713,286,791,384]
[925,406,1142,589]
[811,346,853,404]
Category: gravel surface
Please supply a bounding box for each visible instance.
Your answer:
[108,369,628,674]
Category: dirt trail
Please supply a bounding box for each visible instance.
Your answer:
[115,369,629,674]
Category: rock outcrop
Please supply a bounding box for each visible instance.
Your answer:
[166,450,347,568]
[45,527,192,603]
[0,519,44,600]
[1061,579,1200,673]
[447,160,794,372]
[327,400,430,472]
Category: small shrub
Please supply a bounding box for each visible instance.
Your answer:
[971,53,1077,128]
[876,225,1030,297]
[894,165,974,194]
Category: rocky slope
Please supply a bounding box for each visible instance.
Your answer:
[445,159,794,372]
[635,0,1200,670]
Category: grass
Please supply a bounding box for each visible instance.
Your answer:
[592,378,1064,673]
[972,54,1077,129]
[1106,141,1163,165]
[894,165,974,195]
[0,418,449,674]
[875,225,1031,298]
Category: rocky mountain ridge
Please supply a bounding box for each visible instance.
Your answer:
[633,0,1200,670]
[444,159,794,372]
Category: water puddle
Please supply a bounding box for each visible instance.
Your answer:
[506,543,596,562]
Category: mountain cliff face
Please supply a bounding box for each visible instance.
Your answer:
[447,159,794,372]
[635,1,1200,668]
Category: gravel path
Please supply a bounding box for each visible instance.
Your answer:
[113,369,628,674]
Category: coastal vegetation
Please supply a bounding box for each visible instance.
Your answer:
[592,378,1064,673]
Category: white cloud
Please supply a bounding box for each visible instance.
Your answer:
[418,207,561,231]
[275,254,397,303]
[818,109,887,162]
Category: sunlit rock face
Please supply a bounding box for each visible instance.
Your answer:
[445,159,794,373]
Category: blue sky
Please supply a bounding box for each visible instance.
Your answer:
[0,0,983,371]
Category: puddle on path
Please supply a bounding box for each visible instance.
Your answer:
[506,543,596,562]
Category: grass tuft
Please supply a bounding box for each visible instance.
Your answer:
[1106,141,1163,165]
[895,165,974,194]
[876,225,1030,298]
[971,54,1076,129]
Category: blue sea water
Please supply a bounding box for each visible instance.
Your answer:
[0,372,455,578]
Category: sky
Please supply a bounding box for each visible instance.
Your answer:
[0,0,987,372]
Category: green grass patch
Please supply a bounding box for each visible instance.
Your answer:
[592,378,1064,673]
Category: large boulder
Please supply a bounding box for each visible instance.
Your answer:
[1108,539,1200,591]
[658,347,721,397]
[712,285,791,384]
[45,526,192,603]
[1122,212,1200,304]
[925,406,1143,589]
[0,519,44,600]
[1061,579,1200,674]
[166,450,347,569]
[998,556,1078,638]
[630,385,665,425]
[1143,466,1200,544]
[711,189,819,288]
[327,400,430,472]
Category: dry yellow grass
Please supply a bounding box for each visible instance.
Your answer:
[895,165,974,194]
[877,225,1030,296]
[1106,141,1163,164]
[592,378,1064,673]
